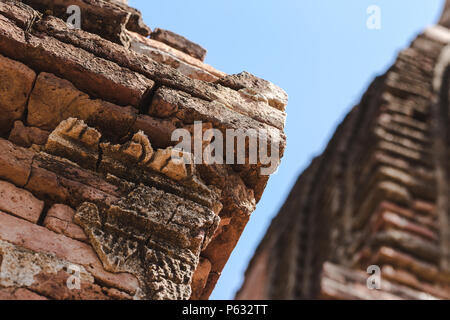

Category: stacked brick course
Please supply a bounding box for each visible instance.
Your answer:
[0,0,287,300]
[238,4,450,300]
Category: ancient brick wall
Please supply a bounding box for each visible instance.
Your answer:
[0,0,287,300]
[237,4,450,300]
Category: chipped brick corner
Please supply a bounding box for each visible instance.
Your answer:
[0,0,287,300]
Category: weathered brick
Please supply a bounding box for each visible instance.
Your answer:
[190,257,211,300]
[217,71,288,111]
[132,114,179,149]
[374,211,438,241]
[129,31,221,82]
[0,0,40,29]
[0,211,139,294]
[30,270,111,300]
[25,161,70,204]
[129,31,224,78]
[16,12,286,129]
[26,153,121,208]
[151,87,286,149]
[21,0,140,45]
[0,0,288,301]
[150,28,207,62]
[45,118,101,171]
[8,121,49,148]
[0,180,44,223]
[0,138,34,187]
[374,246,450,284]
[44,204,88,243]
[27,73,137,140]
[0,53,36,136]
[0,14,153,107]
[382,265,450,299]
[0,287,48,300]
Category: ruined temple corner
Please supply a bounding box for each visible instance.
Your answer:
[0,0,287,300]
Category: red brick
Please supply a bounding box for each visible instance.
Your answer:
[190,257,211,300]
[0,14,153,107]
[30,271,111,300]
[0,211,139,295]
[27,73,137,140]
[44,204,88,243]
[25,163,70,204]
[0,287,48,300]
[0,180,44,223]
[150,28,207,61]
[0,138,34,187]
[413,200,437,217]
[0,54,36,136]
[25,155,120,208]
[132,114,179,149]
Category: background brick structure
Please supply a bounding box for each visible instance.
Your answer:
[237,2,450,300]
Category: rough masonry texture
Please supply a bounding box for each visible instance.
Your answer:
[237,3,450,300]
[0,0,287,300]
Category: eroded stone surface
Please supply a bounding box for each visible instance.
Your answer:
[74,185,220,300]
[45,118,101,171]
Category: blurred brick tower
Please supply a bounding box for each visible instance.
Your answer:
[237,2,450,300]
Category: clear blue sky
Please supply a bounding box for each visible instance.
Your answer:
[130,0,444,299]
